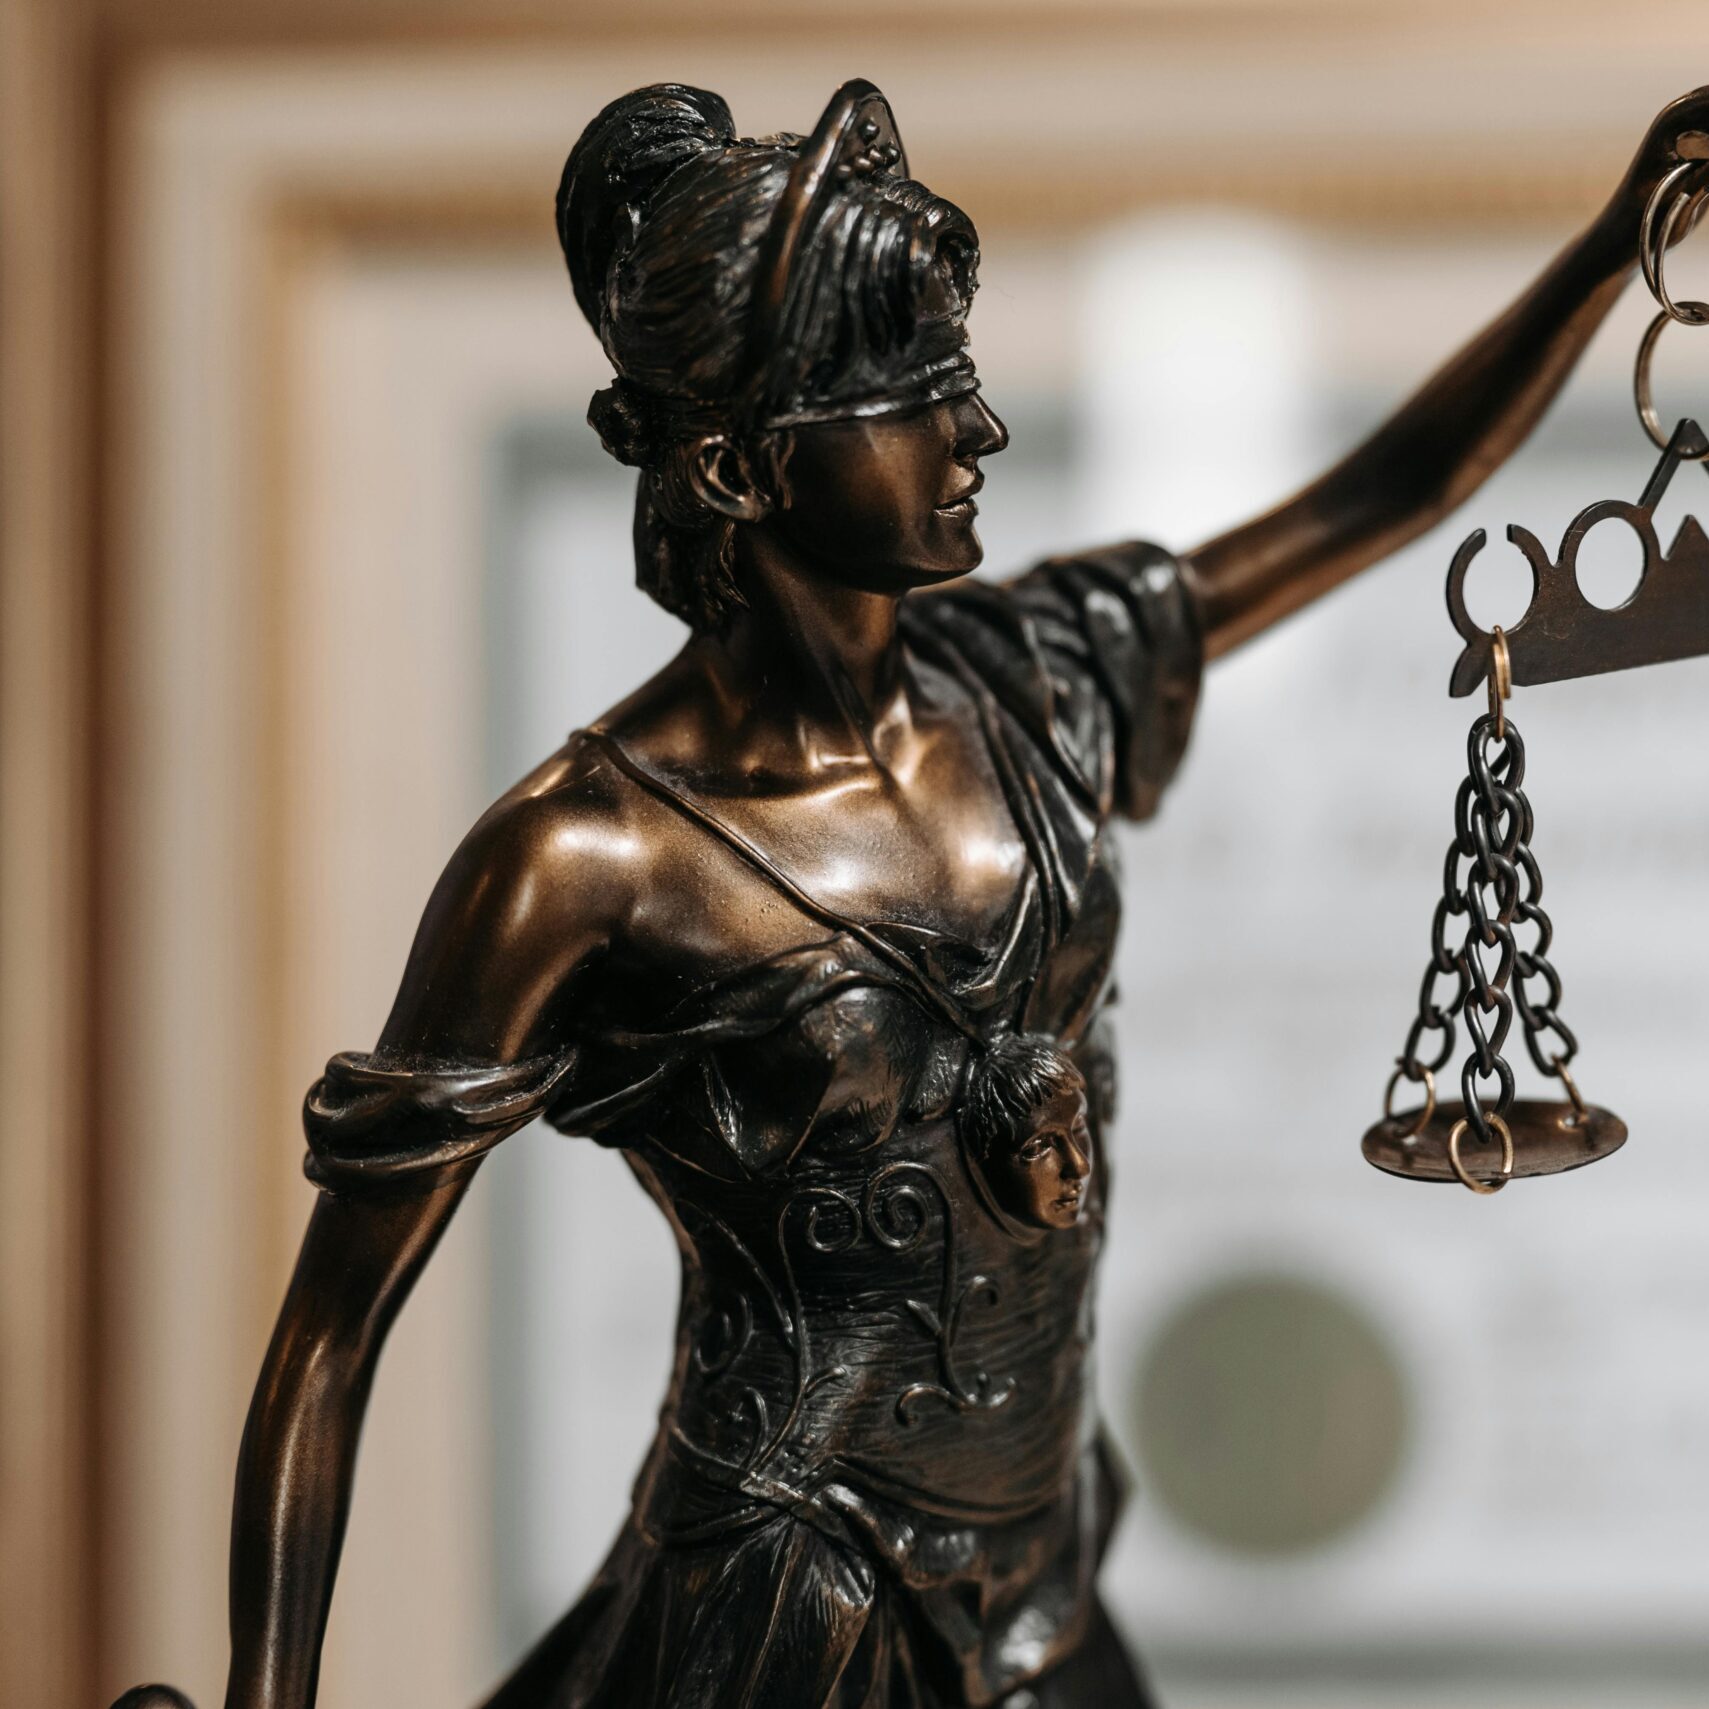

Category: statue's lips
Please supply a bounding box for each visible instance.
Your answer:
[935,474,983,517]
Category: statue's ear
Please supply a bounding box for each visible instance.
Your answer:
[685,436,770,523]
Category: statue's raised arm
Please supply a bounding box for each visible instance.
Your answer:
[1182,88,1709,658]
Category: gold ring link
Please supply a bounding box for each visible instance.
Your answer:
[1447,1113,1515,1195]
[1552,1054,1588,1125]
[1382,1064,1436,1138]
[1640,159,1709,328]
[1487,627,1511,740]
[1634,307,1709,457]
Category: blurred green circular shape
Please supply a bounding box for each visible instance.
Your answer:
[1132,1272,1409,1556]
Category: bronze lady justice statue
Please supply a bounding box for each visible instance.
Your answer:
[128,77,1709,1709]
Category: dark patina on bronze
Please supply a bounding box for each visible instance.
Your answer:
[113,77,1709,1709]
[1366,684,1612,1194]
[1447,417,1709,698]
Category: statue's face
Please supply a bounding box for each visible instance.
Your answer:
[985,1087,1094,1232]
[762,388,1009,590]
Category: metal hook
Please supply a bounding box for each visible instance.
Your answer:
[1382,1062,1436,1139]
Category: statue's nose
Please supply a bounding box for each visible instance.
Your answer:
[955,393,1009,458]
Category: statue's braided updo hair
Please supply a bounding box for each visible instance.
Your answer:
[558,83,979,633]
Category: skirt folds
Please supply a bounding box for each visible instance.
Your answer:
[479,1509,1154,1709]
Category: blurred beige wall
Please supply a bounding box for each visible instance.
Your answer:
[2,2,93,1706]
[4,2,1706,1705]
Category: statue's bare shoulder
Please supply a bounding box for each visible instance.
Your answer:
[375,714,666,1059]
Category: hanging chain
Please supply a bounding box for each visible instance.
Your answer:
[1389,641,1579,1149]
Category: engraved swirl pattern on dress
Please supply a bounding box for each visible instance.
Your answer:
[674,1207,800,1471]
[864,1162,1017,1423]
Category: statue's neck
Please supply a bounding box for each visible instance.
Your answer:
[701,532,914,773]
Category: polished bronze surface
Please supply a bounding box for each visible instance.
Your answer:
[115,77,1709,1709]
[1362,1099,1628,1185]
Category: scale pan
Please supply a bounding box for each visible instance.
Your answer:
[1362,1098,1626,1185]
